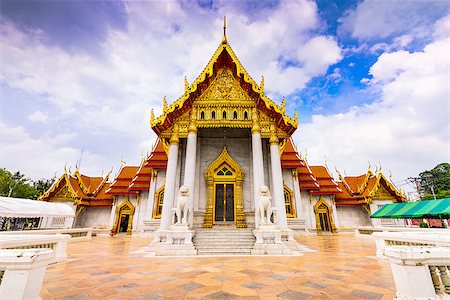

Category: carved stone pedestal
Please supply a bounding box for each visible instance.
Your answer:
[251,224,292,255]
[146,225,197,256]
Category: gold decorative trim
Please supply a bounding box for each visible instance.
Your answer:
[152,185,165,219]
[111,198,135,235]
[284,184,296,218]
[150,38,297,131]
[203,146,246,228]
[313,196,337,234]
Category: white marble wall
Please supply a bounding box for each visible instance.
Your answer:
[76,207,111,229]
[336,206,371,228]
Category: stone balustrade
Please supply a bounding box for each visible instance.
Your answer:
[384,245,450,299]
[0,248,55,300]
[372,231,450,259]
[0,234,70,263]
[355,226,450,236]
[0,228,92,242]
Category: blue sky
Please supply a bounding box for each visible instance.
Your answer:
[1,0,449,199]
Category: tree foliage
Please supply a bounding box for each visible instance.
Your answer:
[0,168,55,199]
[419,163,450,200]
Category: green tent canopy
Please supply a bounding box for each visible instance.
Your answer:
[370,198,450,219]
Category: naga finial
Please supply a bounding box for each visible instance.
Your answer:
[222,16,227,44]
[150,109,155,125]
[260,76,265,94]
[163,96,168,113]
[281,97,286,114]
[184,76,189,93]
[294,110,298,124]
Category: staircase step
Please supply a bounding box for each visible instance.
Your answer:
[193,228,255,256]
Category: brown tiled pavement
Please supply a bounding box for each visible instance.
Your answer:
[41,233,396,299]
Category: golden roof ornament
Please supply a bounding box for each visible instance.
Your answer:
[184,76,189,94]
[260,76,265,94]
[222,16,227,44]
[163,96,168,113]
[281,97,286,114]
[150,109,155,125]
[294,111,298,124]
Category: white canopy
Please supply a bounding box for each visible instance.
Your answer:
[0,196,75,218]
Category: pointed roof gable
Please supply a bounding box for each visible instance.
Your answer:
[335,170,406,206]
[40,169,113,207]
[129,139,168,191]
[310,166,342,195]
[106,165,139,195]
[150,36,297,136]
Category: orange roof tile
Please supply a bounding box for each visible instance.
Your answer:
[40,171,113,207]
[106,165,139,195]
[335,171,406,206]
[281,138,304,169]
[310,166,341,195]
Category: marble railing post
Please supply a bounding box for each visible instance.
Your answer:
[269,126,288,229]
[159,126,180,230]
[183,108,197,227]
[251,108,265,228]
[147,170,157,219]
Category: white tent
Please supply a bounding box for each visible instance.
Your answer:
[0,196,74,218]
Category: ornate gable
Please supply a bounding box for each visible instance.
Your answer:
[150,28,298,139]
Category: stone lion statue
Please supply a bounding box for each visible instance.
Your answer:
[175,185,190,224]
[257,185,273,224]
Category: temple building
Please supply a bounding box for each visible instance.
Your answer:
[41,25,406,240]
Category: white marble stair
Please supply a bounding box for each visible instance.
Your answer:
[193,228,256,256]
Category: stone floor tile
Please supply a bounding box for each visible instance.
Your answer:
[351,289,383,299]
[205,291,238,299]
[278,289,311,300]
[179,282,204,291]
[241,282,266,289]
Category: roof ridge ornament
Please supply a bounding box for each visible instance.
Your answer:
[222,16,227,44]
[260,76,264,94]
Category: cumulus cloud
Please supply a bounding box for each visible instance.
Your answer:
[339,0,449,41]
[0,121,109,178]
[28,110,48,123]
[0,0,343,179]
[295,34,450,195]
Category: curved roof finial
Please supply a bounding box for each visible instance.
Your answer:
[222,16,227,44]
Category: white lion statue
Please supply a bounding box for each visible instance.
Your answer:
[175,185,190,224]
[257,185,273,224]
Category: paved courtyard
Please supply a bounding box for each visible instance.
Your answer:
[41,233,396,299]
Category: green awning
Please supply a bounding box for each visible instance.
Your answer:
[427,198,450,217]
[370,198,450,219]
[370,203,398,218]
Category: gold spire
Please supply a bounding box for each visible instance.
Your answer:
[163,96,168,113]
[260,76,264,94]
[222,16,227,44]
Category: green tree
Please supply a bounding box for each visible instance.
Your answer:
[419,163,450,200]
[0,168,50,199]
[33,177,55,198]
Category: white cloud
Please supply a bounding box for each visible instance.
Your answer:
[295,35,450,197]
[0,121,111,179]
[0,0,344,179]
[339,1,449,41]
[27,110,48,123]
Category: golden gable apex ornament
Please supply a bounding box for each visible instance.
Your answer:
[150,18,298,137]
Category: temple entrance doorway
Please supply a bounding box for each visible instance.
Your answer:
[203,147,246,228]
[214,183,235,222]
[112,199,135,235]
[314,198,336,234]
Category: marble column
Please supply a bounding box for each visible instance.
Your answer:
[269,126,288,229]
[147,170,157,219]
[183,108,197,227]
[251,108,265,228]
[159,126,180,230]
[292,170,302,219]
